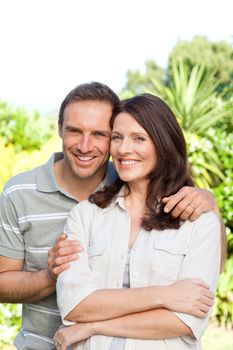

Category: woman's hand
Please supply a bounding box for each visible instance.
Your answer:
[48,233,83,280]
[163,278,214,318]
[53,323,94,350]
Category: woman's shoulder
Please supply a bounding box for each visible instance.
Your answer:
[188,211,221,242]
[193,211,220,227]
[70,199,99,216]
[177,211,221,242]
[66,200,102,232]
[181,211,220,228]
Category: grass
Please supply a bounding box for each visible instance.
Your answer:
[202,324,233,350]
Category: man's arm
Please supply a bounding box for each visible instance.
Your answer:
[0,190,56,303]
[0,256,56,303]
[212,206,227,272]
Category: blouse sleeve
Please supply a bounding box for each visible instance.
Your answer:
[56,202,101,325]
[173,212,221,343]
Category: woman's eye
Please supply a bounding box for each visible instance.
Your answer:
[135,136,145,141]
[111,135,122,140]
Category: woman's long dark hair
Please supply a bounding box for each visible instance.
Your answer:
[90,93,194,230]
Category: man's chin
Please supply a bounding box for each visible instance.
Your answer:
[73,170,95,179]
[69,158,108,180]
[71,166,101,180]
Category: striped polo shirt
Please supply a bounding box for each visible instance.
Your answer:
[0,152,116,350]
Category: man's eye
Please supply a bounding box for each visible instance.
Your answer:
[94,132,106,137]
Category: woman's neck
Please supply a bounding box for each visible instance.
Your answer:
[124,182,148,249]
[125,181,148,214]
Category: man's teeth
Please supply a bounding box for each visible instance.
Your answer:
[77,156,94,161]
[120,160,137,165]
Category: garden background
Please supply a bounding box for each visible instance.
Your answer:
[0,37,233,349]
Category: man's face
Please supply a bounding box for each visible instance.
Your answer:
[59,100,112,180]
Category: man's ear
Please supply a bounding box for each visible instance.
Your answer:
[58,123,63,138]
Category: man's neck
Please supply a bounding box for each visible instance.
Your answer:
[54,159,106,201]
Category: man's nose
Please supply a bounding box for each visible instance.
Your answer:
[77,135,92,153]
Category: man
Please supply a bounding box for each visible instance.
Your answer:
[0,82,224,350]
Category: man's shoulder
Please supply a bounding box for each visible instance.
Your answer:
[3,163,46,191]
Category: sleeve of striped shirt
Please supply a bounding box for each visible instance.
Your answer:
[0,191,24,259]
[56,202,101,325]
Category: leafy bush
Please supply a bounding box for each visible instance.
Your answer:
[0,304,21,347]
[207,127,233,328]
[212,257,233,329]
[0,101,55,152]
[148,61,229,188]
[0,140,16,190]
[185,131,224,188]
[210,129,233,231]
[0,135,61,192]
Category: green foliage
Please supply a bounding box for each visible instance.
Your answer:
[212,257,233,329]
[0,140,16,190]
[0,304,21,347]
[208,129,233,233]
[168,36,233,87]
[150,61,230,135]
[0,135,61,192]
[120,60,164,99]
[185,132,224,188]
[149,61,229,188]
[202,325,233,350]
[0,101,55,152]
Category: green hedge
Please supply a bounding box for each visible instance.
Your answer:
[0,304,21,347]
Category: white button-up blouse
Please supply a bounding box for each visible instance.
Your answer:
[57,191,221,350]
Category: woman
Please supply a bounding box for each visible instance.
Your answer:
[54,94,220,350]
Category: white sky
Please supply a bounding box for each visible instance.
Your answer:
[0,0,232,114]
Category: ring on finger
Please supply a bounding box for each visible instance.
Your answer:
[188,203,196,210]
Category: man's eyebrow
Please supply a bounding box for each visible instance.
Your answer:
[64,125,81,131]
[64,125,111,136]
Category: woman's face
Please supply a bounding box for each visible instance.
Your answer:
[111,112,157,185]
